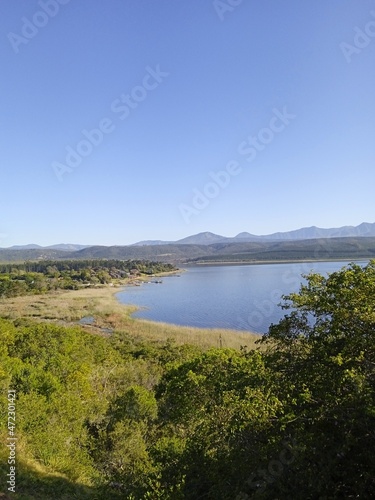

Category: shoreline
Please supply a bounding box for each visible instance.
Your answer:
[126,267,184,285]
[184,257,370,267]
[0,284,260,351]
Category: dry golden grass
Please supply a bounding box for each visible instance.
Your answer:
[0,286,261,350]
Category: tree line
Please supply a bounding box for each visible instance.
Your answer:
[0,259,176,298]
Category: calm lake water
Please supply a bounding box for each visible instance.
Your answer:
[116,261,369,334]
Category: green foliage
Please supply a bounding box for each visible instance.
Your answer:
[257,260,375,498]
[1,260,374,498]
[153,349,283,498]
[110,385,158,423]
[0,259,177,298]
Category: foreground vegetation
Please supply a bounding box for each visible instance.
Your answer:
[1,260,374,498]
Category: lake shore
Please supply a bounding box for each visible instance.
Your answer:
[0,284,260,351]
[185,257,370,266]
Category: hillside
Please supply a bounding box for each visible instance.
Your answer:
[188,237,375,263]
[70,243,212,262]
[1,237,375,263]
[0,248,69,261]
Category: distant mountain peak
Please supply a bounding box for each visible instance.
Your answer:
[132,222,375,246]
[8,244,42,250]
[176,232,227,245]
[132,239,172,246]
[45,244,91,251]
[235,232,256,239]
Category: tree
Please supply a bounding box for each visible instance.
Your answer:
[258,260,375,498]
[155,349,282,499]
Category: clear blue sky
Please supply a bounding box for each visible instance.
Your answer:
[1,0,374,246]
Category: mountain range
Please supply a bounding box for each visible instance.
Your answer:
[133,222,375,245]
[2,222,375,250]
[1,223,375,263]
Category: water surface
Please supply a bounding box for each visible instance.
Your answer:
[116,261,368,333]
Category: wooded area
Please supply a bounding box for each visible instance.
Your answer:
[0,260,175,298]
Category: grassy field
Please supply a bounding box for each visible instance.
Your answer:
[0,285,260,350]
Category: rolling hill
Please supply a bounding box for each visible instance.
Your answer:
[1,223,375,263]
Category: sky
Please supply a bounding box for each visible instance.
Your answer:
[1,0,374,247]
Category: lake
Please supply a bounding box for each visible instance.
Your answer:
[116,260,369,333]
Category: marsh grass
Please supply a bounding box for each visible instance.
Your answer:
[0,286,260,350]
